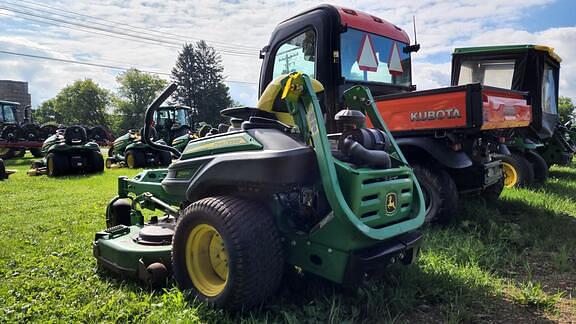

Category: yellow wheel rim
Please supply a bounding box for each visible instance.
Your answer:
[47,157,54,175]
[502,162,518,188]
[185,224,229,297]
[126,154,135,168]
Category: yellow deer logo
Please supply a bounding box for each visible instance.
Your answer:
[386,193,397,214]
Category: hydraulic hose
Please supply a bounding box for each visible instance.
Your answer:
[341,136,391,169]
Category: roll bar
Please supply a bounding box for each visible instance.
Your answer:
[142,83,182,159]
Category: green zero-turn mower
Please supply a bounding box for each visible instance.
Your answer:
[106,105,193,169]
[93,73,425,309]
[27,125,104,177]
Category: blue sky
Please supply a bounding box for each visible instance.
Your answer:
[0,0,575,108]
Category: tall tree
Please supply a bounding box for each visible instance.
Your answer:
[115,68,167,132]
[171,41,232,126]
[33,98,59,124]
[34,79,112,128]
[559,96,575,124]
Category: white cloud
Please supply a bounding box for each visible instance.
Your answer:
[0,0,573,108]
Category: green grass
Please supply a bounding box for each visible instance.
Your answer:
[1,155,575,323]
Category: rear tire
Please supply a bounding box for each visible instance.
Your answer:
[158,151,172,166]
[14,149,25,158]
[412,165,458,223]
[525,151,548,185]
[496,154,531,188]
[0,148,14,159]
[125,149,145,169]
[172,196,284,310]
[0,159,6,180]
[87,151,104,173]
[30,148,43,158]
[46,152,69,177]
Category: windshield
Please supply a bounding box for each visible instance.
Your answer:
[0,104,17,123]
[542,63,558,115]
[155,108,190,127]
[340,28,411,86]
[458,59,515,89]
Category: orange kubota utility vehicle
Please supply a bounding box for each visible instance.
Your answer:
[257,5,531,222]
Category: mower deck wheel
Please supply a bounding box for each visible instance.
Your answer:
[525,150,548,185]
[412,165,458,223]
[172,196,283,309]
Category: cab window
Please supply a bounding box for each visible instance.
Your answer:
[272,30,316,80]
[542,64,557,115]
[458,59,515,89]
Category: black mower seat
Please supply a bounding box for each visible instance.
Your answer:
[241,116,292,133]
[220,106,277,121]
[64,125,87,145]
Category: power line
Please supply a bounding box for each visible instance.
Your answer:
[3,0,259,52]
[0,4,257,57]
[0,50,258,85]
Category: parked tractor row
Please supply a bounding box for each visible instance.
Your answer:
[0,100,114,160]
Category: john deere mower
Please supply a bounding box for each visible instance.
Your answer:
[93,73,425,309]
[106,105,192,168]
[28,125,104,177]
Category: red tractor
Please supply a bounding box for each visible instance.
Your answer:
[257,5,531,221]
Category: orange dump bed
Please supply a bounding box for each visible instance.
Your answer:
[372,83,531,133]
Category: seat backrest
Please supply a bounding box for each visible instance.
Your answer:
[64,126,87,145]
[256,74,324,126]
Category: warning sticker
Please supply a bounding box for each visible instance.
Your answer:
[388,42,403,75]
[356,34,378,72]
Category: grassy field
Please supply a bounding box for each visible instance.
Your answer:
[0,154,574,323]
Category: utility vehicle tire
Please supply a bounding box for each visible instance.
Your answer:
[412,165,458,223]
[525,151,548,185]
[172,196,284,310]
[107,145,114,157]
[30,148,43,158]
[158,151,172,166]
[125,150,145,169]
[46,152,69,177]
[87,151,104,173]
[482,178,504,201]
[496,154,533,188]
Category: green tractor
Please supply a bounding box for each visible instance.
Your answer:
[93,73,425,309]
[106,105,193,168]
[452,45,574,187]
[28,125,104,176]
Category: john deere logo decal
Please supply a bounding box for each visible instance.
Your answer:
[386,193,397,214]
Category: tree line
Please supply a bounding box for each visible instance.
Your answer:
[34,41,232,135]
